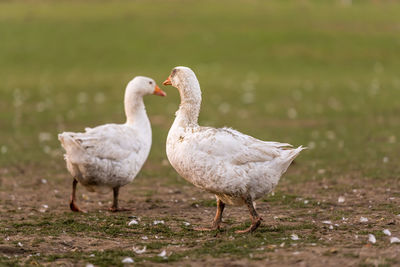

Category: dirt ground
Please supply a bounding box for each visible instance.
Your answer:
[1,162,400,266]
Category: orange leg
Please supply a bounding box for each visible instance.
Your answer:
[195,198,225,231]
[70,179,83,212]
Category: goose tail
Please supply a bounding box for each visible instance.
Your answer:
[278,146,306,175]
[58,132,87,164]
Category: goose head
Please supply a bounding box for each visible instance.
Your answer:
[163,66,202,125]
[163,67,196,87]
[124,76,166,125]
[163,66,201,103]
[126,76,166,97]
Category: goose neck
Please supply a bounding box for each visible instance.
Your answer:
[125,94,149,127]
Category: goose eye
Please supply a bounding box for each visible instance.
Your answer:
[149,81,153,85]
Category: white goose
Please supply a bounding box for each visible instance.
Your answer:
[163,67,305,233]
[59,76,166,212]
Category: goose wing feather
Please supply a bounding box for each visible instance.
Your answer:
[188,127,292,165]
[64,124,141,161]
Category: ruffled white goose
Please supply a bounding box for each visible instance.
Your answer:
[163,67,305,233]
[59,76,166,212]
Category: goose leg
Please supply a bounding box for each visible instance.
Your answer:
[70,179,83,212]
[195,198,225,231]
[235,195,262,234]
[109,186,129,212]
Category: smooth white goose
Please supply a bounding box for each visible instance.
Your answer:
[163,67,305,233]
[59,76,166,212]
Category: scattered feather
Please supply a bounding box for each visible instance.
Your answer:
[121,257,134,263]
[322,220,332,225]
[132,246,146,254]
[368,234,376,244]
[338,196,345,203]
[360,217,368,223]
[86,264,94,267]
[141,236,148,240]
[18,242,23,247]
[39,204,48,213]
[158,250,167,258]
[183,222,191,226]
[390,237,400,243]
[383,229,391,236]
[291,234,300,241]
[128,220,138,226]
[153,220,165,225]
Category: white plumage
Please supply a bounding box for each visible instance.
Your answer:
[163,67,305,232]
[59,76,165,212]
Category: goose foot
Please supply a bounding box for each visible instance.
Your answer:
[70,200,84,212]
[235,195,262,234]
[108,186,129,212]
[194,198,225,231]
[235,217,262,234]
[70,179,85,212]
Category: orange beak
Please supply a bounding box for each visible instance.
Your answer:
[153,85,166,96]
[163,76,172,86]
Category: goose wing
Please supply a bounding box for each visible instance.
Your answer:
[63,124,142,161]
[189,127,292,165]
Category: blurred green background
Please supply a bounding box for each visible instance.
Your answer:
[1,0,400,182]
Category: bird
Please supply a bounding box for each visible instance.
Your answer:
[163,66,305,233]
[58,76,166,212]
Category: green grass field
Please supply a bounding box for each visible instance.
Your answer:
[1,0,400,266]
